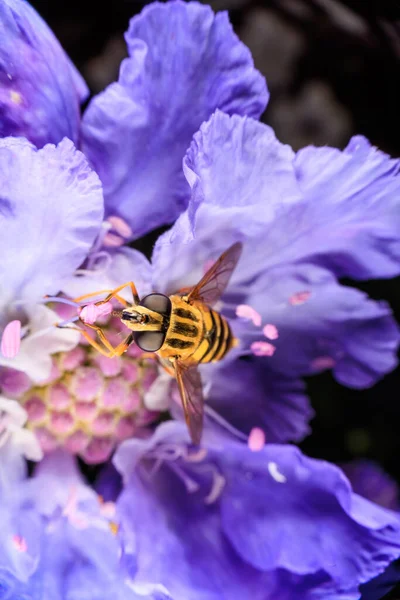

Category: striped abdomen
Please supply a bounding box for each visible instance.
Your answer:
[159,296,236,364]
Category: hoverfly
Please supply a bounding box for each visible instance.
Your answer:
[69,242,242,444]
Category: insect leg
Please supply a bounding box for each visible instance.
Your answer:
[55,323,115,358]
[73,289,129,306]
[83,324,135,357]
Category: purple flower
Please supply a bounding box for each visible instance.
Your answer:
[69,110,400,441]
[81,1,268,239]
[0,0,88,147]
[1,0,400,598]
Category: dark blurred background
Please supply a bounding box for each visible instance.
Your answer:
[28,0,400,596]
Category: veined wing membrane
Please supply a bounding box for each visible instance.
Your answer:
[174,361,204,445]
[187,242,243,307]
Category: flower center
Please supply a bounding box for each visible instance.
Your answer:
[0,315,160,464]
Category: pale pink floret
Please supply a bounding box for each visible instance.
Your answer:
[79,302,112,325]
[1,315,160,465]
[236,304,262,327]
[1,320,21,358]
[263,324,279,340]
[251,341,276,357]
[248,427,266,452]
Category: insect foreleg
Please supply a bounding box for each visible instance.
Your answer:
[98,282,141,305]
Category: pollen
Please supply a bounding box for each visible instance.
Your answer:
[263,324,279,340]
[248,427,266,451]
[251,341,276,357]
[1,316,159,464]
[236,304,262,327]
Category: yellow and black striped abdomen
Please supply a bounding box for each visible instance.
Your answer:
[158,295,235,364]
[195,306,234,364]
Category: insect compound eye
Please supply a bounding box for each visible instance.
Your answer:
[133,331,166,352]
[140,293,172,317]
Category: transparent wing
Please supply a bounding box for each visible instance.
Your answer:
[174,361,204,445]
[187,242,243,307]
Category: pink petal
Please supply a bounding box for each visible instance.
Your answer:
[1,320,21,358]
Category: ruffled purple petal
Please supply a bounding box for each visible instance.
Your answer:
[114,423,400,599]
[294,136,400,279]
[214,442,400,592]
[82,1,268,239]
[0,0,88,148]
[4,452,148,599]
[245,263,399,388]
[117,469,273,600]
[62,246,152,301]
[205,357,314,443]
[0,137,104,314]
[152,110,299,293]
[0,442,41,584]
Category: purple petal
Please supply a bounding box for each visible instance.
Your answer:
[0,0,88,147]
[245,263,399,388]
[293,136,400,279]
[15,452,145,599]
[117,470,273,600]
[82,1,268,239]
[115,423,400,599]
[0,443,40,583]
[152,110,299,293]
[62,246,152,301]
[0,137,103,310]
[205,358,314,443]
[216,442,400,592]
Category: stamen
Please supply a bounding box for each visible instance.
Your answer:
[1,320,21,358]
[63,486,89,529]
[56,315,80,328]
[236,304,262,327]
[248,427,266,451]
[204,471,226,504]
[107,216,133,239]
[289,291,311,306]
[44,296,80,308]
[185,448,208,463]
[204,405,248,441]
[169,462,200,494]
[103,232,125,247]
[263,324,279,340]
[99,501,117,518]
[251,341,276,357]
[268,462,287,483]
[311,356,336,370]
[12,535,27,552]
